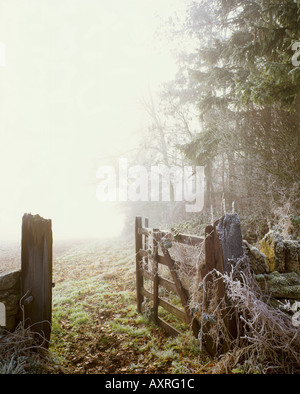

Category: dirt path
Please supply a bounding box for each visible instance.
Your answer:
[50,238,208,374]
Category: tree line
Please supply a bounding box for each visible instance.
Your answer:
[126,0,300,241]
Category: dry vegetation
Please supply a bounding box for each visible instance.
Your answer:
[0,323,58,374]
[192,259,300,374]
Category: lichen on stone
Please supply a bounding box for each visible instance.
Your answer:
[255,271,300,300]
[260,231,286,273]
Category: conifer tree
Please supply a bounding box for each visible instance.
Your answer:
[170,0,300,232]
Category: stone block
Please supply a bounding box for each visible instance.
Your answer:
[255,271,300,300]
[0,269,21,291]
[260,231,285,273]
[243,240,269,274]
[284,240,300,273]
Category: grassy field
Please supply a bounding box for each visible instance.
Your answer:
[49,237,212,374]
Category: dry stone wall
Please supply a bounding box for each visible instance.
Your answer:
[260,231,300,273]
[0,269,21,331]
[244,231,300,303]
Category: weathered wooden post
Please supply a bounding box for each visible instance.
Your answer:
[216,213,244,274]
[135,216,143,314]
[152,229,159,325]
[201,224,221,356]
[216,213,244,342]
[201,213,244,355]
[21,213,53,348]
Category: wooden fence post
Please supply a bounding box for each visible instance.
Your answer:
[152,229,159,325]
[135,216,143,314]
[201,214,244,355]
[21,213,53,348]
[216,213,244,275]
[215,213,244,342]
[202,225,215,281]
[201,224,218,356]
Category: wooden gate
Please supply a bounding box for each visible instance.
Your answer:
[135,214,244,356]
[135,216,203,338]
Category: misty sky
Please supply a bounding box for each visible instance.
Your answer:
[0,0,187,240]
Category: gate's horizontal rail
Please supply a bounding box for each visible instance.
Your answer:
[140,268,177,293]
[159,298,189,324]
[138,248,174,267]
[140,287,188,324]
[139,227,204,247]
[157,317,181,337]
[140,267,190,298]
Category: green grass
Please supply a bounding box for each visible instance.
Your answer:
[109,321,151,338]
[48,238,209,373]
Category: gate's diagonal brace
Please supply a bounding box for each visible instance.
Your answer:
[154,231,201,338]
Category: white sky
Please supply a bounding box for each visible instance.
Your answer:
[0,0,187,241]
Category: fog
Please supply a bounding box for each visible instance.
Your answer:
[0,0,186,241]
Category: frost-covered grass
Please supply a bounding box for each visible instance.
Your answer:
[49,238,207,374]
